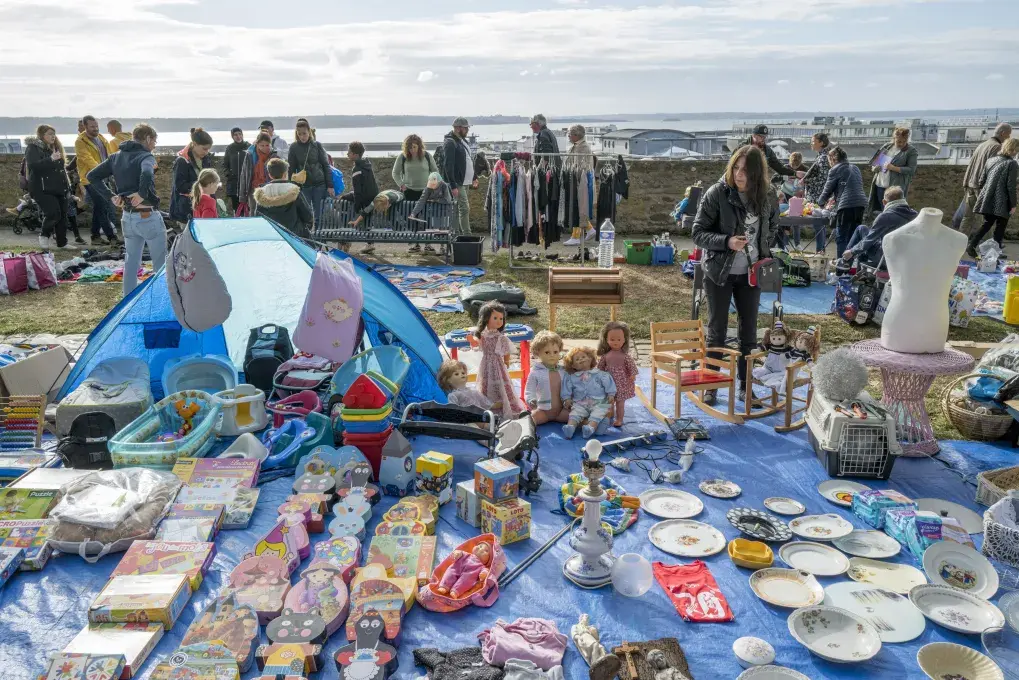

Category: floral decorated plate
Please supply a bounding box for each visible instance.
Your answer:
[788,605,882,663]
[749,568,824,609]
[765,497,806,516]
[639,488,704,519]
[727,508,793,543]
[789,514,854,541]
[737,666,810,680]
[823,581,926,644]
[817,480,871,507]
[649,519,726,558]
[733,636,775,668]
[832,530,902,559]
[918,642,1004,680]
[848,557,927,594]
[910,584,1005,635]
[700,478,742,499]
[779,541,851,577]
[923,541,999,600]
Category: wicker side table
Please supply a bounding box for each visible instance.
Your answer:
[851,339,975,456]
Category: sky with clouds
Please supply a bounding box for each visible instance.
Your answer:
[0,0,1015,117]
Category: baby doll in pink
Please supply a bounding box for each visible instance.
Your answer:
[596,321,638,427]
[436,542,492,598]
[468,301,525,419]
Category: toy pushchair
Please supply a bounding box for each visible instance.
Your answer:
[8,197,41,235]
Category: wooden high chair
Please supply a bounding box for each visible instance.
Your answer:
[744,327,822,432]
[644,320,744,424]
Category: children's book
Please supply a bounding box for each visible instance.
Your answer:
[110,541,215,591]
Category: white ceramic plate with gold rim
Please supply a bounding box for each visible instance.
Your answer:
[910,584,1005,635]
[823,581,926,644]
[648,519,726,558]
[764,497,806,516]
[638,488,704,519]
[832,530,901,559]
[917,642,1004,680]
[789,514,855,541]
[787,605,883,664]
[817,480,871,507]
[779,541,851,576]
[848,557,927,594]
[699,478,742,499]
[923,541,999,600]
[749,568,824,609]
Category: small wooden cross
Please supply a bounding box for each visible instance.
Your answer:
[617,641,641,679]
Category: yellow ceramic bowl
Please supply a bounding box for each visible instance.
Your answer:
[728,538,774,569]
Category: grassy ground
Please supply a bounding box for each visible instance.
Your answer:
[2,250,1010,438]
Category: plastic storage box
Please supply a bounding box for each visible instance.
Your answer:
[453,236,485,266]
[624,240,653,265]
[651,244,675,266]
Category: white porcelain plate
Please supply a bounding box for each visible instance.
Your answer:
[737,667,810,680]
[832,530,902,559]
[779,541,851,577]
[733,636,775,668]
[817,480,871,507]
[848,557,927,595]
[749,568,824,609]
[765,497,806,516]
[910,584,1005,635]
[700,478,742,499]
[823,581,926,643]
[915,498,985,534]
[917,642,1004,680]
[788,605,883,663]
[789,514,855,541]
[639,488,704,519]
[923,541,999,600]
[649,519,726,558]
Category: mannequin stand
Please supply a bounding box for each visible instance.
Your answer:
[851,339,974,456]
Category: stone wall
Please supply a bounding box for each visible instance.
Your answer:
[0,154,976,235]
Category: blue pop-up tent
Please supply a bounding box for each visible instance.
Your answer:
[58,217,444,404]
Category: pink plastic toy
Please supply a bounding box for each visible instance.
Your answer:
[267,390,322,429]
[417,534,506,613]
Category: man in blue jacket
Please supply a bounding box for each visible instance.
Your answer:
[841,186,916,268]
[86,123,166,296]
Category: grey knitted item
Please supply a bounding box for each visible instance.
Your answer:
[813,347,868,402]
[414,647,504,680]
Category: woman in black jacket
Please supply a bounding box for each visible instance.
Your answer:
[692,145,777,404]
[169,128,214,223]
[25,125,73,250]
[968,138,1019,255]
[288,118,334,224]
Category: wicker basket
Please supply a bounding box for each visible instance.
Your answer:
[983,494,1019,569]
[977,465,1019,507]
[942,373,1014,442]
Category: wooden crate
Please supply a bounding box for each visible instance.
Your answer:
[547,267,624,332]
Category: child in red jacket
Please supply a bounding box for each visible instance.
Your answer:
[192,168,221,218]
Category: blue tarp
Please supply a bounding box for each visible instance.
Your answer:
[5,370,1016,679]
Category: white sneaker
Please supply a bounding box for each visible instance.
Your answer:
[563,237,580,246]
[585,228,596,240]
[61,244,77,250]
[38,235,51,250]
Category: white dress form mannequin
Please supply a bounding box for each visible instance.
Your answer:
[881,208,966,353]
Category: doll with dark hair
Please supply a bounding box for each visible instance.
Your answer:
[468,302,524,418]
[597,321,638,427]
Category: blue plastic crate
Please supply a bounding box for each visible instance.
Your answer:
[651,245,675,266]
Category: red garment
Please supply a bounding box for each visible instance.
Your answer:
[252,149,272,188]
[652,560,734,622]
[194,194,218,218]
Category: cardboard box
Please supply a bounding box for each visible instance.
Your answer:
[111,541,215,592]
[62,622,164,679]
[949,341,1010,360]
[480,497,531,545]
[474,458,520,503]
[455,480,482,528]
[41,653,125,680]
[0,488,58,520]
[0,519,54,570]
[365,534,437,586]
[172,458,260,488]
[0,546,24,588]
[0,346,73,402]
[88,574,192,630]
[415,451,453,505]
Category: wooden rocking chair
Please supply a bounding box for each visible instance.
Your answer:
[744,327,822,432]
[641,320,744,425]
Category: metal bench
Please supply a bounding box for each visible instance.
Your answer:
[314,197,454,261]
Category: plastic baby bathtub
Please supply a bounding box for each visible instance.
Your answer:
[108,390,221,469]
[162,354,238,397]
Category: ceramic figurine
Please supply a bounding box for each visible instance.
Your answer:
[753,321,792,389]
[647,649,691,680]
[284,562,349,636]
[525,330,570,425]
[572,613,622,680]
[335,610,398,680]
[435,543,491,598]
[438,359,496,411]
[469,301,525,418]
[597,322,638,427]
[561,347,617,439]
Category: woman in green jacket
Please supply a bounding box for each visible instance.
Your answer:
[392,134,438,253]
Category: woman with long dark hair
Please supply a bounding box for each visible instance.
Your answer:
[169,128,214,223]
[24,125,73,250]
[691,145,778,404]
[288,117,334,224]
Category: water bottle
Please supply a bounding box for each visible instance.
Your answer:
[598,219,615,268]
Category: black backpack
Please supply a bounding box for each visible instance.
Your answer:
[57,412,117,470]
[244,324,294,394]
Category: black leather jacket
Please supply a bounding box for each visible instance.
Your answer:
[691,180,778,285]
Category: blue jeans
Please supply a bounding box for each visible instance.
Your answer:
[301,185,328,225]
[85,183,117,239]
[846,225,870,252]
[122,210,166,296]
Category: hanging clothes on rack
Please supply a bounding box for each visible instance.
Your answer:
[596,164,616,225]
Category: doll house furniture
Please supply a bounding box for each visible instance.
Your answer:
[547,268,623,333]
[443,324,534,402]
[216,384,269,436]
[645,320,743,425]
[743,328,822,432]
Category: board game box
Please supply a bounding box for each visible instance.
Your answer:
[365,534,437,586]
[0,487,58,520]
[62,622,163,679]
[8,467,91,492]
[155,504,225,543]
[110,541,215,591]
[41,653,125,680]
[88,574,192,630]
[172,458,259,488]
[0,546,24,588]
[174,486,259,529]
[0,519,55,570]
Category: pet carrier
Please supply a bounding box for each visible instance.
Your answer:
[806,390,901,479]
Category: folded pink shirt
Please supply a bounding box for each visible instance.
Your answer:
[478,617,568,670]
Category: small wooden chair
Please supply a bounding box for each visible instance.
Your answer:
[646,320,744,424]
[744,327,822,431]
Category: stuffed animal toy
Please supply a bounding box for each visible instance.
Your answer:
[752,321,792,389]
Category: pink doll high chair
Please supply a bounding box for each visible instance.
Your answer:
[417,534,506,613]
[267,390,321,428]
